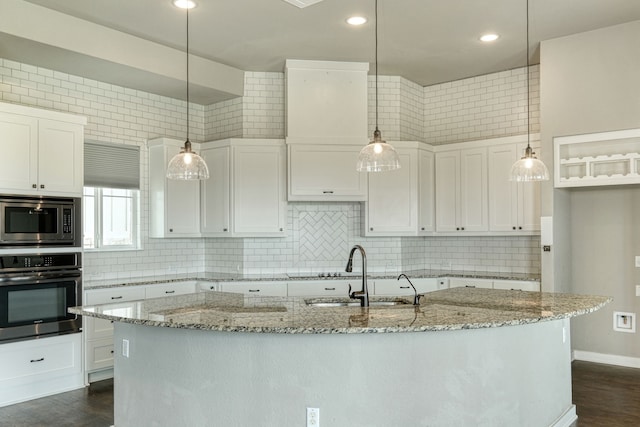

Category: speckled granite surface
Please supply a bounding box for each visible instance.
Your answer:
[71,287,610,334]
[83,269,540,290]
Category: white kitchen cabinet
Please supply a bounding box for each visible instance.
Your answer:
[488,141,541,233]
[219,281,288,297]
[0,333,83,407]
[148,137,201,238]
[287,143,368,201]
[493,279,540,292]
[286,280,352,297]
[435,147,488,233]
[448,278,493,289]
[145,281,197,299]
[201,139,286,237]
[83,286,145,381]
[374,278,438,295]
[0,103,85,197]
[364,145,418,236]
[418,147,436,234]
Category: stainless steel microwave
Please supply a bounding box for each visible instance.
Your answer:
[0,195,81,247]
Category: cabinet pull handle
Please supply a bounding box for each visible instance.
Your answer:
[322,190,334,194]
[32,184,37,188]
[223,228,228,232]
[248,289,260,292]
[324,287,336,291]
[399,286,410,289]
[465,285,476,288]
[40,184,45,189]
[210,286,216,290]
[111,296,123,300]
[165,290,175,294]
[30,357,45,363]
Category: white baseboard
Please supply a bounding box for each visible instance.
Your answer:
[573,350,640,368]
[550,405,577,427]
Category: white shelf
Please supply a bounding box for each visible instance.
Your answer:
[554,128,640,187]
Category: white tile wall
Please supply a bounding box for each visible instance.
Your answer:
[424,66,540,145]
[1,58,541,279]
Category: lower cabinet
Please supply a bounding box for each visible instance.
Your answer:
[0,333,83,407]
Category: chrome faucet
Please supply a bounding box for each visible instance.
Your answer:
[397,273,422,305]
[346,245,369,307]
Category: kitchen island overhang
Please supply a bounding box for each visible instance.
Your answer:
[71,288,610,427]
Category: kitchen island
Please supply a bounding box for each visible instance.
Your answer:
[71,288,610,427]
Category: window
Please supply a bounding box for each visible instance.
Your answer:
[83,141,141,251]
[83,187,140,250]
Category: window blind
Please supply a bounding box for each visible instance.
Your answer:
[84,141,140,189]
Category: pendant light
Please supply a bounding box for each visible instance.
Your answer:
[166,6,210,180]
[509,0,549,182]
[356,0,401,172]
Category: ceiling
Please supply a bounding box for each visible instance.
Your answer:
[5,0,640,103]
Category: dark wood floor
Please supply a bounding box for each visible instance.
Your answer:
[1,361,639,426]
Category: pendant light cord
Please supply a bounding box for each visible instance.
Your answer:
[374,0,379,132]
[186,8,190,143]
[525,0,531,150]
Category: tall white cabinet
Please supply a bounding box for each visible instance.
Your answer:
[0,102,85,197]
[200,139,286,237]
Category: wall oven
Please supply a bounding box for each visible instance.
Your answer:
[0,195,81,247]
[0,252,82,343]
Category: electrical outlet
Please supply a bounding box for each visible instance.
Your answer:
[636,285,640,297]
[613,312,636,333]
[306,407,319,427]
[636,256,640,267]
[122,339,130,357]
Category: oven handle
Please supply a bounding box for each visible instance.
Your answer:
[0,269,82,284]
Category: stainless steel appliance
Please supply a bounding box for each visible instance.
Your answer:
[0,195,81,247]
[0,252,82,343]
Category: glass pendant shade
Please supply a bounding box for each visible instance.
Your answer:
[509,145,549,182]
[357,129,401,172]
[166,139,210,180]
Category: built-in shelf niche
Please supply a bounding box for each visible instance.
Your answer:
[554,128,640,187]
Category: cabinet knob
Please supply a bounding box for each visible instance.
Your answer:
[169,228,173,232]
[518,226,523,230]
[513,226,516,230]
[40,184,45,189]
[370,227,374,231]
[456,227,460,231]
[223,228,228,232]
[32,184,37,188]
[461,227,465,231]
[421,227,425,231]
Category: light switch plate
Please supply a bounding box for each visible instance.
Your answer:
[635,256,640,267]
[636,285,640,297]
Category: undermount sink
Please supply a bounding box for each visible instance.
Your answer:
[305,299,412,308]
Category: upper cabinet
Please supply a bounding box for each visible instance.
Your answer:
[363,142,434,236]
[488,140,541,233]
[285,60,370,201]
[201,139,286,237]
[435,147,488,233]
[554,128,640,187]
[148,138,202,238]
[0,102,86,197]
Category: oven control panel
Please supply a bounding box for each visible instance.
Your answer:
[0,253,80,271]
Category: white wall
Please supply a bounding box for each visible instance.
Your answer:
[1,57,541,280]
[540,20,640,361]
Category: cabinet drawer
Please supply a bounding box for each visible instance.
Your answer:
[0,334,81,382]
[493,280,540,292]
[448,278,493,289]
[374,278,438,295]
[287,280,351,297]
[84,317,114,340]
[86,338,115,372]
[145,281,197,299]
[197,282,219,292]
[219,281,288,296]
[85,286,146,305]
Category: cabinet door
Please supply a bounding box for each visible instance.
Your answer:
[418,149,435,234]
[200,146,230,236]
[0,112,38,194]
[435,151,460,232]
[233,144,286,236]
[460,148,488,232]
[288,144,367,201]
[163,145,200,237]
[488,144,519,232]
[365,148,417,236]
[38,119,83,196]
[517,142,542,232]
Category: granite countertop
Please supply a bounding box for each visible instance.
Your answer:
[70,287,610,334]
[83,269,541,290]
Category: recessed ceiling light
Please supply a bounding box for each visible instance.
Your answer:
[173,0,196,9]
[347,16,367,26]
[480,34,500,42]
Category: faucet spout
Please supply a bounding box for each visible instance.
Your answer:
[346,245,369,307]
[398,273,422,305]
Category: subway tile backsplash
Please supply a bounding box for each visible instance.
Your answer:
[1,58,541,280]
